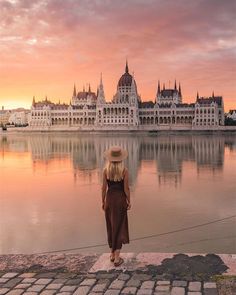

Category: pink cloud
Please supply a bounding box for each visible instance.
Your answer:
[0,0,235,110]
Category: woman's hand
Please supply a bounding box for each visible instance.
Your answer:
[102,201,105,211]
[126,200,131,210]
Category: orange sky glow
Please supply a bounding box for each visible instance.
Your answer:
[0,0,235,111]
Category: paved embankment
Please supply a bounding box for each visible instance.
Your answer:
[0,253,235,295]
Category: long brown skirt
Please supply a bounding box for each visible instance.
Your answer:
[105,189,129,252]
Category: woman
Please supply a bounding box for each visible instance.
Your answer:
[102,146,131,267]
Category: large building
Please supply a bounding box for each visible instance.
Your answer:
[29,62,225,130]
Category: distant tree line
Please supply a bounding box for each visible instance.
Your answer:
[225,117,236,126]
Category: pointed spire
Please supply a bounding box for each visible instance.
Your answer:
[32,96,36,105]
[178,82,182,95]
[157,80,161,95]
[97,73,105,104]
[88,83,91,93]
[100,72,103,86]
[174,79,177,90]
[197,91,199,99]
[73,83,76,97]
[83,85,85,92]
[163,83,165,90]
[45,95,48,102]
[131,73,136,91]
[125,59,129,73]
[212,91,215,98]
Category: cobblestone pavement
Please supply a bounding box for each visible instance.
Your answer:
[0,270,230,295]
[0,253,236,295]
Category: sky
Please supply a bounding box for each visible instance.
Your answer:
[0,0,235,111]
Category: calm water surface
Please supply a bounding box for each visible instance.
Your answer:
[0,133,236,254]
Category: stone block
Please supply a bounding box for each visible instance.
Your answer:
[15,283,31,289]
[0,289,9,295]
[171,287,185,295]
[27,284,45,292]
[121,287,137,294]
[104,290,121,295]
[22,278,37,283]
[5,290,24,295]
[137,289,153,295]
[73,286,91,295]
[204,289,217,295]
[40,291,56,295]
[80,279,96,286]
[35,278,53,285]
[52,278,68,284]
[60,285,77,292]
[97,278,110,285]
[187,292,201,295]
[46,283,63,289]
[19,273,36,278]
[156,281,171,286]
[3,278,22,288]
[0,279,8,284]
[2,273,19,279]
[91,283,107,292]
[66,278,83,285]
[188,282,201,292]
[140,280,155,289]
[155,285,170,292]
[109,279,125,289]
[126,279,141,287]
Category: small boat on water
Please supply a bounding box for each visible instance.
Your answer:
[2,126,7,131]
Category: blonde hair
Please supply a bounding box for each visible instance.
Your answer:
[105,161,125,181]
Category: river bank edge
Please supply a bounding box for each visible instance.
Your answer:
[0,253,235,295]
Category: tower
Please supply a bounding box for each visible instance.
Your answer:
[97,73,105,105]
[178,82,182,96]
[32,96,36,107]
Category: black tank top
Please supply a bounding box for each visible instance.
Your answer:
[106,169,125,191]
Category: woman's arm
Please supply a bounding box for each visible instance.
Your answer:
[124,168,131,209]
[102,168,107,210]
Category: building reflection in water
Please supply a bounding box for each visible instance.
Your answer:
[1,133,236,255]
[0,133,232,187]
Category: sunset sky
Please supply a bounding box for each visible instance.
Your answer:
[0,0,235,111]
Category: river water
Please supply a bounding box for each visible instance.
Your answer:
[0,132,236,254]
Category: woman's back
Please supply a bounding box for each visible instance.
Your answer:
[106,168,126,191]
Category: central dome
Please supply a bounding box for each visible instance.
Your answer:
[118,61,133,87]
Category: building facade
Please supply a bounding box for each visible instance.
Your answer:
[29,62,225,130]
[8,109,30,126]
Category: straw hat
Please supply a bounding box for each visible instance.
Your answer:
[104,146,128,162]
